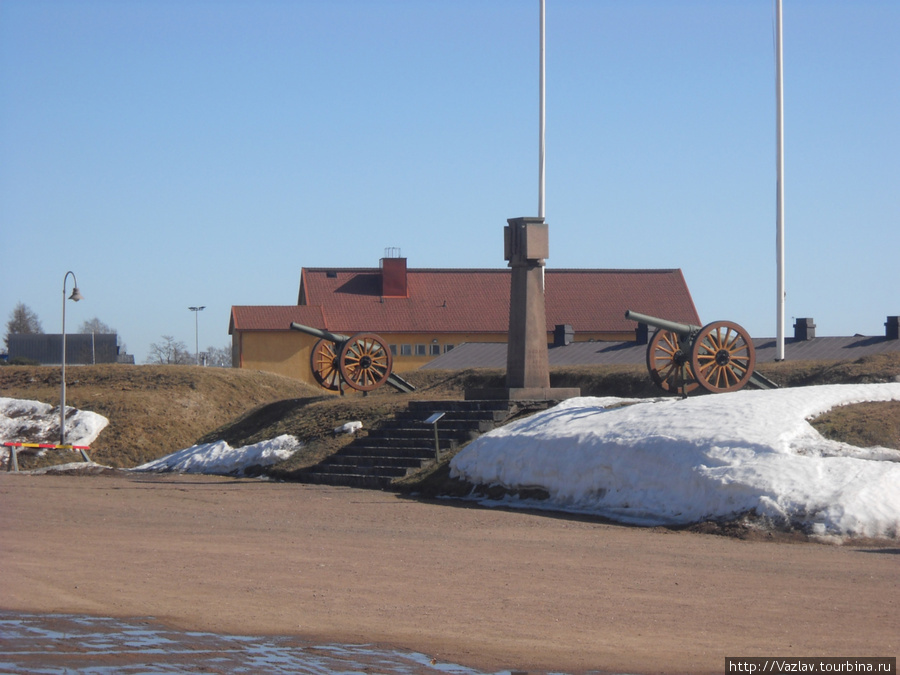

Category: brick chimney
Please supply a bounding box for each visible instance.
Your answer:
[635,322,649,345]
[886,316,899,340]
[380,256,408,298]
[553,324,574,347]
[793,317,816,341]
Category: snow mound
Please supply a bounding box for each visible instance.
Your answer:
[133,435,301,476]
[334,421,363,435]
[450,383,900,539]
[0,397,108,459]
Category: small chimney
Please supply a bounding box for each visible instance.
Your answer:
[886,316,899,341]
[793,317,816,341]
[380,256,408,298]
[553,324,574,347]
[635,322,649,345]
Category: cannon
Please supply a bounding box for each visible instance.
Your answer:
[289,323,415,394]
[625,310,777,395]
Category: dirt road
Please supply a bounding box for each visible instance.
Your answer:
[1,472,897,674]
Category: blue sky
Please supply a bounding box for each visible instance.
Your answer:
[2,0,897,364]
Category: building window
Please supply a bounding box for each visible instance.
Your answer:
[400,344,412,356]
[429,344,441,356]
[415,344,427,356]
[444,344,454,353]
[389,344,397,356]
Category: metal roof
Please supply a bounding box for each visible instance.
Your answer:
[422,335,900,370]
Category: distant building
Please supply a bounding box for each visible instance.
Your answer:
[423,315,900,370]
[7,333,132,365]
[229,255,700,386]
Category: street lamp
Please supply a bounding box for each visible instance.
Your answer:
[60,271,83,446]
[189,306,205,365]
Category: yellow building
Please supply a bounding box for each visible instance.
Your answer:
[229,256,699,388]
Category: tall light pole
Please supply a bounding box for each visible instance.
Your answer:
[189,306,205,365]
[60,271,83,446]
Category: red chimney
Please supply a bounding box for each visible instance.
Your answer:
[380,257,408,298]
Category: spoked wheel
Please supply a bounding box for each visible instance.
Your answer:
[310,338,342,391]
[338,333,393,391]
[647,329,699,395]
[690,321,756,393]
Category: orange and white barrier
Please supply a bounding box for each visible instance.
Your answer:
[2,441,92,471]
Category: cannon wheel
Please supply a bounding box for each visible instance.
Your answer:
[647,329,700,394]
[310,338,342,391]
[338,333,393,391]
[690,321,756,393]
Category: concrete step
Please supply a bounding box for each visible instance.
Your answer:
[406,399,515,413]
[326,454,425,469]
[374,421,496,435]
[302,463,410,479]
[340,446,435,460]
[289,398,525,491]
[390,409,505,422]
[358,432,472,447]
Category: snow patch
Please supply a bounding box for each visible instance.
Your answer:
[333,421,363,435]
[450,383,900,539]
[0,396,108,462]
[132,435,301,476]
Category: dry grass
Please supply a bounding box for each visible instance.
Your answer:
[0,365,316,468]
[810,401,900,450]
[2,353,899,475]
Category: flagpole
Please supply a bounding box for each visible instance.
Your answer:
[538,0,546,219]
[775,0,786,360]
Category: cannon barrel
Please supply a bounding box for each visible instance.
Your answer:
[624,310,702,337]
[290,322,350,344]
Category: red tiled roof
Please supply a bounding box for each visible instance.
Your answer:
[284,267,701,334]
[229,305,326,333]
[544,269,700,333]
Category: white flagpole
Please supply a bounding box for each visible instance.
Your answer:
[775,0,786,360]
[538,0,546,219]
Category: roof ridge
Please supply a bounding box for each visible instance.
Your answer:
[545,268,682,273]
[302,267,683,274]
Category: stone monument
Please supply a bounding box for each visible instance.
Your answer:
[466,216,580,402]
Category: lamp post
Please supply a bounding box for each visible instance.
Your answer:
[189,306,205,365]
[60,271,83,446]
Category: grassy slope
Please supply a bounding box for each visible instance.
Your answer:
[2,354,899,475]
[0,365,316,468]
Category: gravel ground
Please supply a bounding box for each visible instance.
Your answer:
[1,472,897,674]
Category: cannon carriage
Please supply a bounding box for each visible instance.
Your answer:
[625,310,777,396]
[290,323,415,394]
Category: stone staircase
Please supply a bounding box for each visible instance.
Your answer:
[292,399,533,490]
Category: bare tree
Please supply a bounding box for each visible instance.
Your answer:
[78,317,126,353]
[146,335,193,365]
[4,302,44,349]
[204,344,233,367]
[79,317,115,334]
